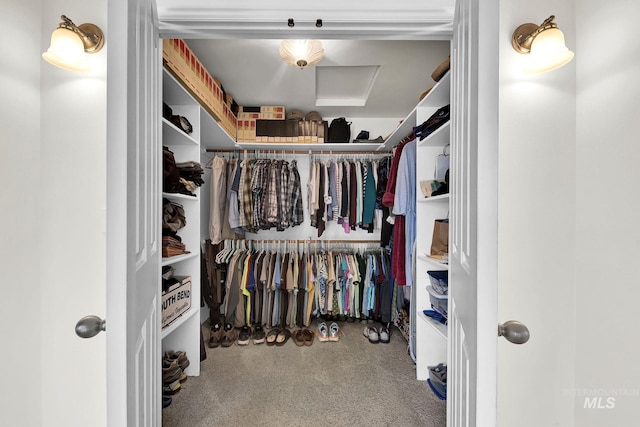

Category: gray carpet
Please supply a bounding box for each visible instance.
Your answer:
[162,321,446,427]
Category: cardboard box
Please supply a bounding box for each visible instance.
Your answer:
[161,276,192,328]
[162,39,237,140]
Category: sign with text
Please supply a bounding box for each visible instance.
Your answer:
[161,276,192,329]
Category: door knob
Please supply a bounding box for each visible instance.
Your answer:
[498,320,530,344]
[75,315,106,338]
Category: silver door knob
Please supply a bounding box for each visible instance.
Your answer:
[498,320,530,344]
[75,315,106,338]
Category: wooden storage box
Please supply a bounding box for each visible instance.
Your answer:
[162,39,237,139]
[161,276,192,328]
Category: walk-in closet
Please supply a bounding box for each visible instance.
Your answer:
[160,35,452,426]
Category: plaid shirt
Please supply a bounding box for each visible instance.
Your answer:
[239,158,255,232]
[289,160,303,226]
[279,160,290,230]
[266,160,279,225]
[251,159,265,230]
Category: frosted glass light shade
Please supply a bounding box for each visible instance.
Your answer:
[42,27,90,73]
[526,28,574,73]
[279,40,324,69]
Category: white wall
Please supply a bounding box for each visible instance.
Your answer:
[39,0,108,426]
[498,1,577,426]
[0,0,42,425]
[574,1,640,425]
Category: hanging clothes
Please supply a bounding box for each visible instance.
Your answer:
[393,139,417,288]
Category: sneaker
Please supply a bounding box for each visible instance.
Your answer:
[162,396,172,409]
[162,360,183,385]
[162,383,180,395]
[252,324,266,345]
[237,326,252,346]
[356,130,370,140]
[221,323,237,347]
[379,325,390,343]
[164,350,190,370]
[364,326,379,343]
[317,322,329,342]
[208,323,223,348]
[328,322,341,342]
[162,359,187,383]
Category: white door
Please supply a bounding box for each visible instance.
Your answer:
[448,0,499,426]
[106,0,161,425]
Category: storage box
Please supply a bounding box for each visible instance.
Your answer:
[428,364,447,399]
[161,276,192,328]
[427,270,448,295]
[162,39,237,140]
[427,285,448,318]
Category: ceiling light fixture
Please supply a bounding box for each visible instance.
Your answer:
[512,15,574,73]
[279,40,324,70]
[42,15,104,73]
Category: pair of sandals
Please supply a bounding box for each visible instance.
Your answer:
[265,328,292,346]
[363,325,390,344]
[317,322,341,342]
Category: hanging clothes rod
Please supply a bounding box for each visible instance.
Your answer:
[204,148,390,155]
[237,239,380,244]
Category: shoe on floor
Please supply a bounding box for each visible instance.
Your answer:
[162,396,172,409]
[379,325,390,343]
[364,326,379,343]
[329,322,341,342]
[316,322,329,342]
[208,323,223,348]
[292,329,306,347]
[266,328,281,346]
[252,324,266,345]
[237,325,252,346]
[221,323,237,347]
[303,329,314,346]
[275,328,291,346]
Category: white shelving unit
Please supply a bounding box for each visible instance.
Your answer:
[413,72,451,381]
[160,69,205,376]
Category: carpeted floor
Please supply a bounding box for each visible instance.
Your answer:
[162,321,446,427]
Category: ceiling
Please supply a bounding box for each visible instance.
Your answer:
[157,1,454,119]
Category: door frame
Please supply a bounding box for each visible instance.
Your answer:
[108,3,501,425]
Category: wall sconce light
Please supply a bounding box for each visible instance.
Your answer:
[279,40,324,70]
[42,15,104,73]
[512,15,574,73]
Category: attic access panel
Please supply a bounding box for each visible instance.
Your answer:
[315,65,381,107]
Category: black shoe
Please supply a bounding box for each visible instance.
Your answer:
[252,325,266,345]
[162,396,172,408]
[237,325,252,346]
